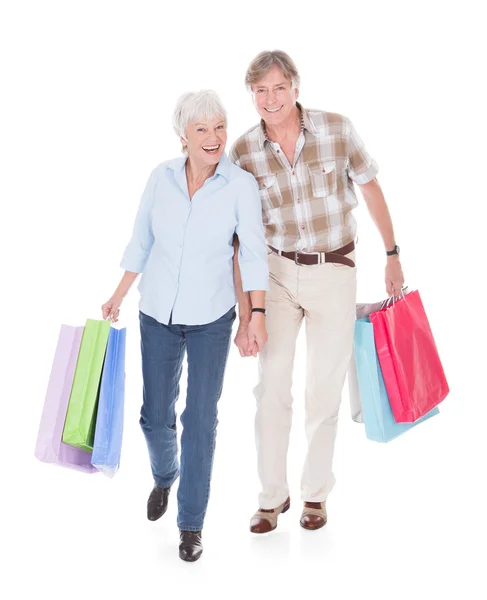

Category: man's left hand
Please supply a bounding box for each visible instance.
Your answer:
[247,313,268,356]
[385,257,405,297]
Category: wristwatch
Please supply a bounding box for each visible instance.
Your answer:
[251,308,266,316]
[386,245,400,256]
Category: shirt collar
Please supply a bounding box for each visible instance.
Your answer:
[257,102,318,150]
[167,152,230,182]
[214,151,230,181]
[167,155,187,172]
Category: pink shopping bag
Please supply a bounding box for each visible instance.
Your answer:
[370,290,449,422]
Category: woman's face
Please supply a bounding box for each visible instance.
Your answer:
[183,117,227,167]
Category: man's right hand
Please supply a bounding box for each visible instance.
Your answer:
[234,320,253,357]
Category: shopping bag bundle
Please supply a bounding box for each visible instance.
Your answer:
[35,319,126,477]
[349,289,448,442]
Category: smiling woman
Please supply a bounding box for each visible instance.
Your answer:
[100,87,269,564]
[171,91,229,197]
[173,90,227,156]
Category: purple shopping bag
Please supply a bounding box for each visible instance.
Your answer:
[35,325,97,473]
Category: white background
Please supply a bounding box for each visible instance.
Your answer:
[1,1,486,598]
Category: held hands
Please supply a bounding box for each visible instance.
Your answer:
[385,256,405,297]
[234,321,252,357]
[248,313,268,356]
[234,313,268,357]
[101,294,123,323]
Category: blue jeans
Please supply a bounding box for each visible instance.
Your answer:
[139,307,236,531]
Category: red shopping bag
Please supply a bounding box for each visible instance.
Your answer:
[370,290,449,422]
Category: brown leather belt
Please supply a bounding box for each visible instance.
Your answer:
[269,241,355,267]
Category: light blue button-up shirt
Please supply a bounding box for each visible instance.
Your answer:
[120,153,269,326]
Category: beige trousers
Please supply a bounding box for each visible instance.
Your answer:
[254,249,357,509]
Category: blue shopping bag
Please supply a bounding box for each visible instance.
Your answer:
[92,327,127,477]
[353,318,438,442]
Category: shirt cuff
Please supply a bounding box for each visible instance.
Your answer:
[350,159,379,185]
[120,256,145,273]
[241,268,269,293]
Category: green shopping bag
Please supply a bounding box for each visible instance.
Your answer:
[62,319,111,452]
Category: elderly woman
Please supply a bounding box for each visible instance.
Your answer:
[101,90,269,562]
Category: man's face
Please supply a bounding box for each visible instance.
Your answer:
[251,65,299,126]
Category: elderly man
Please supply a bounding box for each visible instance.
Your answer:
[230,50,405,533]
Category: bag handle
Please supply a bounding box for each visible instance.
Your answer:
[381,286,408,309]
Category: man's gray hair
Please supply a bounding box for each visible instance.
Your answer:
[245,50,300,91]
[172,90,227,151]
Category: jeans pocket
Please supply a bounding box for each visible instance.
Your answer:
[222,306,237,322]
[139,311,160,326]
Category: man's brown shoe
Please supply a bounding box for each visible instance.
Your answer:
[300,501,327,530]
[250,497,291,534]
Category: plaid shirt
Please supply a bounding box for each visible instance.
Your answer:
[229,103,379,252]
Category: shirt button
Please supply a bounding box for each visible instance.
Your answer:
[301,225,305,230]
[277,149,280,153]
[292,171,295,176]
[297,199,301,203]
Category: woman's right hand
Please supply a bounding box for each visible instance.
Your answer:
[101,294,123,323]
[234,320,253,357]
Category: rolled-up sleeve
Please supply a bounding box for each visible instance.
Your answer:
[346,118,379,184]
[120,168,158,273]
[235,173,269,292]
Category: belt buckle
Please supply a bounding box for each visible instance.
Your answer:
[295,250,322,266]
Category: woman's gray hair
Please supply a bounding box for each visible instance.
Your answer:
[172,90,227,153]
[245,50,300,92]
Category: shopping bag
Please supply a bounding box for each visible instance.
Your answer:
[35,325,97,473]
[370,290,449,422]
[354,318,439,442]
[348,299,388,423]
[62,319,111,451]
[92,327,127,477]
[349,288,412,422]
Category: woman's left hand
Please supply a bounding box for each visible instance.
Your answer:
[247,313,268,356]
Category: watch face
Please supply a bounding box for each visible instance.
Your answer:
[396,245,400,254]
